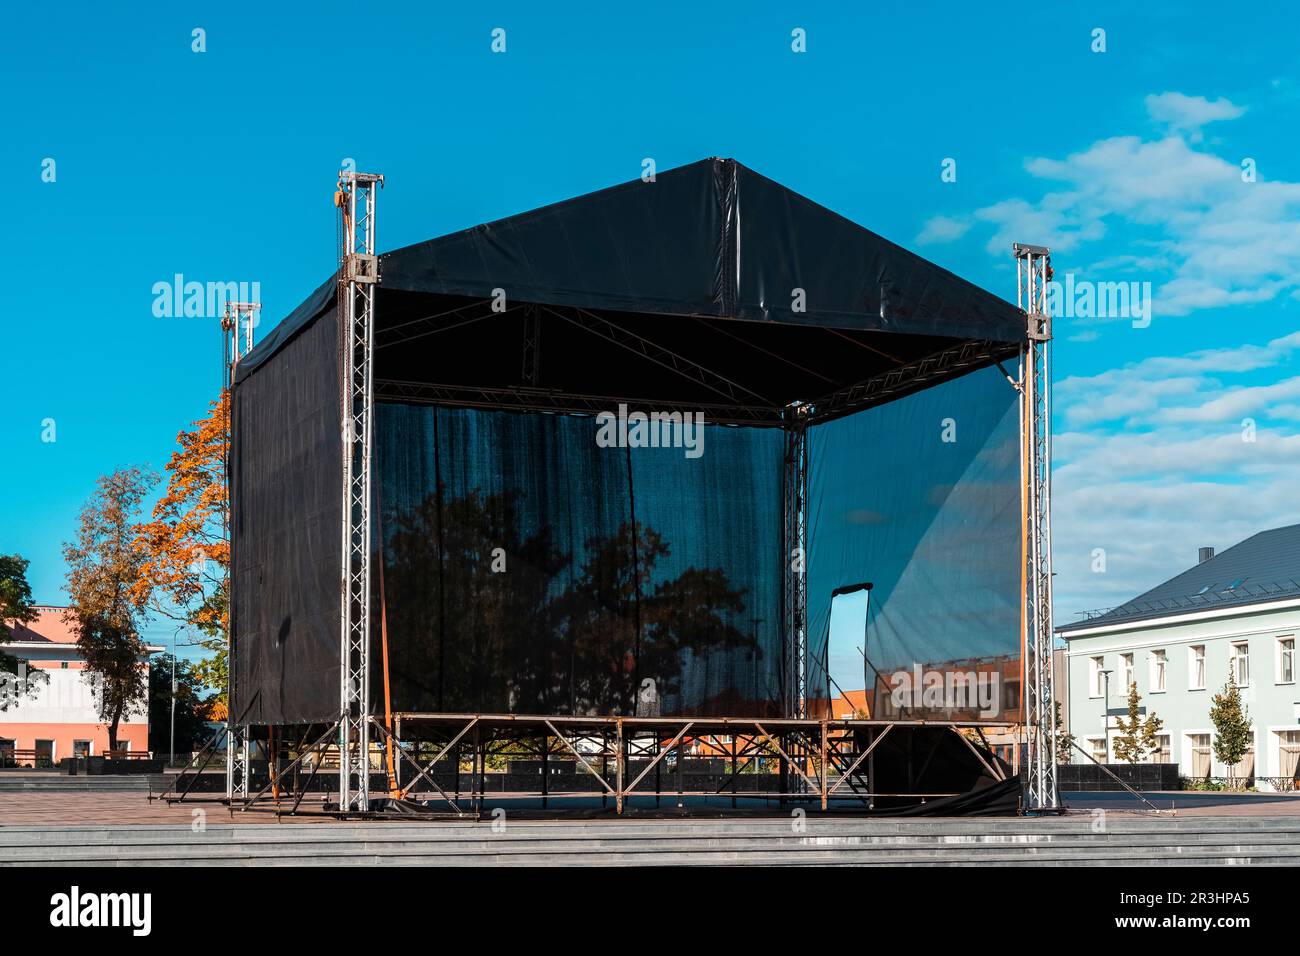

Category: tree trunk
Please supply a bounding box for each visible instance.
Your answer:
[108,697,124,752]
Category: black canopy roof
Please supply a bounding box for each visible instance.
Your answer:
[236,158,1025,424]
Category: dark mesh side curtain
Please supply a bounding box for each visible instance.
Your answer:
[374,404,783,718]
[231,306,342,726]
[626,425,784,717]
[806,364,1021,722]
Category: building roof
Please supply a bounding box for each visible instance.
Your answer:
[1058,523,1300,635]
[3,606,78,644]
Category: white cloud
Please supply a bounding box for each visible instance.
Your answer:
[1055,330,1300,428]
[1144,92,1246,134]
[918,92,1300,322]
[1052,331,1300,621]
[915,214,971,245]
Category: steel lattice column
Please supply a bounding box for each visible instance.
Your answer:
[222,301,258,803]
[783,403,809,723]
[225,724,249,801]
[337,170,383,813]
[1014,242,1059,812]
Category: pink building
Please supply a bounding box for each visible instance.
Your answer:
[0,607,161,765]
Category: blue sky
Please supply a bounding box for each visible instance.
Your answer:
[3,1,1299,654]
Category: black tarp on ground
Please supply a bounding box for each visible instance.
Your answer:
[857,726,1018,813]
[230,158,1026,727]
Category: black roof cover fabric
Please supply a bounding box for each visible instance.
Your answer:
[237,158,1022,383]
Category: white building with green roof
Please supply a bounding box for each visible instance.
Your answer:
[1057,525,1300,791]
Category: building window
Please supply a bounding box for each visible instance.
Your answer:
[1280,731,1300,781]
[1119,653,1133,691]
[34,739,55,768]
[1231,641,1250,687]
[1152,734,1171,764]
[1089,656,1105,698]
[73,740,92,758]
[1189,645,1206,690]
[1150,649,1166,693]
[0,738,14,769]
[1088,737,1107,763]
[1188,733,1212,778]
[1278,637,1295,685]
[1228,737,1255,783]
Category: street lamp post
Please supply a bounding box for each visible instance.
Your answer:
[1100,669,1112,763]
[169,633,177,767]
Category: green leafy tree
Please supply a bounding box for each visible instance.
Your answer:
[1210,672,1252,786]
[0,554,38,638]
[147,653,215,756]
[1111,682,1163,764]
[1053,699,1076,765]
[63,467,158,751]
[0,554,45,711]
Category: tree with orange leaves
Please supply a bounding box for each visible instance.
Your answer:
[133,390,230,702]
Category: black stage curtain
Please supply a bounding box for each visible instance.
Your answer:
[375,404,785,718]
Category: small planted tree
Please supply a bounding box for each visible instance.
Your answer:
[1111,682,1163,764]
[1053,699,1076,765]
[147,654,215,757]
[1210,673,1252,789]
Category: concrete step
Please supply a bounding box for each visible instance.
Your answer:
[5,811,1298,830]
[3,819,1299,866]
[5,824,1300,851]
[0,776,160,792]
[7,842,1300,867]
[4,815,1297,866]
[5,816,1298,839]
[4,836,1299,864]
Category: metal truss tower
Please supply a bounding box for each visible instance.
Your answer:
[1014,242,1059,811]
[336,170,383,812]
[783,402,809,720]
[221,300,259,802]
[222,301,260,384]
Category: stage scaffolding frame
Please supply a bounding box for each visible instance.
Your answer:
[1015,243,1059,812]
[201,713,1015,817]
[221,300,259,802]
[222,167,1056,814]
[337,169,383,812]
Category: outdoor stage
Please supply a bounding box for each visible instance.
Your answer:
[216,158,1061,816]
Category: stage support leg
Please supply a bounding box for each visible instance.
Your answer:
[542,734,549,811]
[819,720,828,811]
[225,723,249,802]
[782,403,810,723]
[615,720,625,815]
[336,170,383,814]
[1015,242,1060,812]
